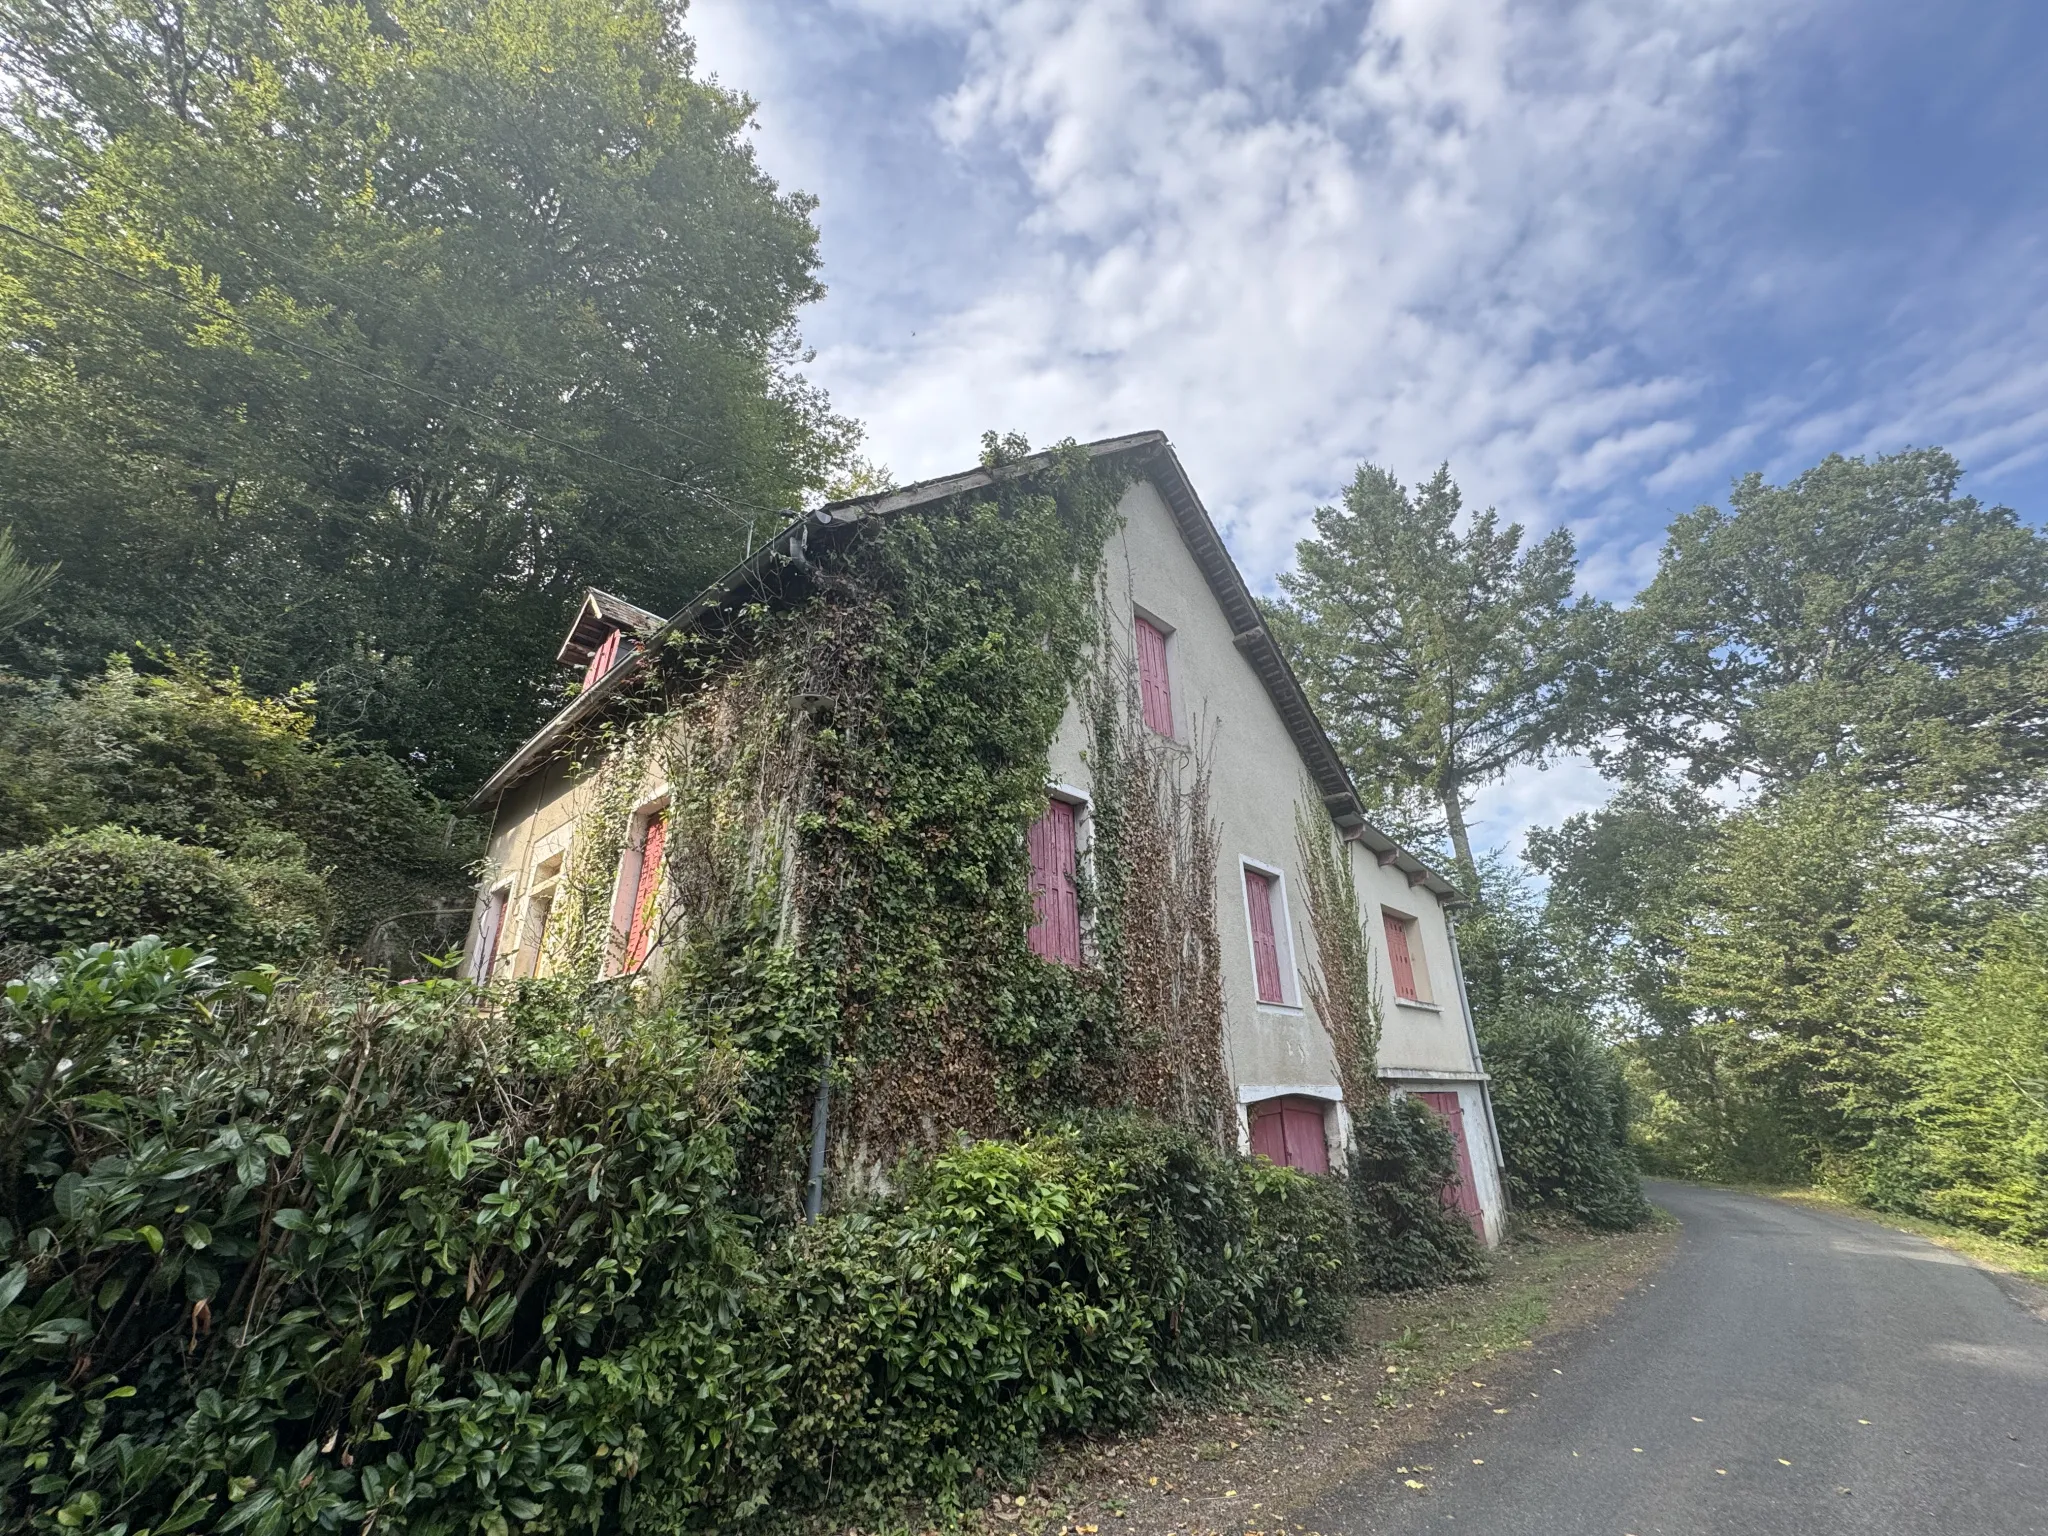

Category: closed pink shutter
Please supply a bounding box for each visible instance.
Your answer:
[1245,868,1284,1003]
[623,811,667,972]
[1249,1095,1332,1174]
[1135,617,1174,737]
[1416,1090,1484,1233]
[1281,1100,1331,1175]
[1384,913,1419,1000]
[472,890,505,980]
[1250,1102,1288,1165]
[583,628,621,687]
[1028,799,1081,966]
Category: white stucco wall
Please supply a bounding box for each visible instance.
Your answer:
[1047,476,1505,1239]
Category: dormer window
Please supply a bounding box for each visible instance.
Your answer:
[556,587,663,693]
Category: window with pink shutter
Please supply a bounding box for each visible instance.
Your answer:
[1245,867,1285,1004]
[623,810,667,972]
[472,888,506,980]
[1135,616,1173,737]
[1027,799,1082,966]
[1384,911,1421,1000]
[583,628,622,688]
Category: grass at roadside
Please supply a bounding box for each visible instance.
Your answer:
[1752,1186,2048,1284]
[935,1211,1677,1536]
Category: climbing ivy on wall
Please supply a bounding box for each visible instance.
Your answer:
[1296,806,1384,1110]
[1081,607,1230,1144]
[536,436,1176,1207]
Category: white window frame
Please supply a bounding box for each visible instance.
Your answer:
[607,790,672,976]
[470,879,513,981]
[1033,784,1093,966]
[513,852,565,980]
[1238,855,1303,1011]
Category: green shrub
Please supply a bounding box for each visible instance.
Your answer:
[1346,1095,1488,1289]
[0,827,331,969]
[0,658,473,949]
[0,950,1405,1535]
[1479,1001,1650,1230]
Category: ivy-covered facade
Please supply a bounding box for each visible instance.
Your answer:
[462,432,1508,1242]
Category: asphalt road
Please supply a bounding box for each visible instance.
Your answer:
[1304,1180,2048,1535]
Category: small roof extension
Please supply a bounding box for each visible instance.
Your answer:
[556,588,665,670]
[468,431,1459,901]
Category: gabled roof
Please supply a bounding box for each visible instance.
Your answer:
[468,431,1458,900]
[555,588,665,668]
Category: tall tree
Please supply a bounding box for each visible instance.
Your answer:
[1614,448,2048,800]
[1267,463,1608,893]
[0,0,855,791]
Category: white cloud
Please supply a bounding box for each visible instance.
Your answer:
[688,0,2048,841]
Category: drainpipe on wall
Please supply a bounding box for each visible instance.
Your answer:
[803,1037,833,1222]
[1445,916,1511,1217]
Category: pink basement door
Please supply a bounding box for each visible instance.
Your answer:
[1414,1090,1484,1235]
[1027,799,1081,966]
[1248,1095,1331,1175]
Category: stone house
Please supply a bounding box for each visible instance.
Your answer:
[461,432,1508,1243]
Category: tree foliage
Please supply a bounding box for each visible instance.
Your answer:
[0,0,854,790]
[1534,450,2048,1235]
[1614,448,2048,800]
[0,656,472,949]
[1267,463,1608,893]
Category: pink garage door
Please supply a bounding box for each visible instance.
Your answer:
[1414,1090,1485,1236]
[1248,1095,1331,1175]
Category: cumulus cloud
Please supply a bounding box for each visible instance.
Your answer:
[688,0,2048,851]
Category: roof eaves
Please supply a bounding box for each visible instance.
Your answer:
[471,433,1173,811]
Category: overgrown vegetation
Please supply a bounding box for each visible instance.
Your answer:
[0,657,475,956]
[0,940,1459,1535]
[0,0,854,791]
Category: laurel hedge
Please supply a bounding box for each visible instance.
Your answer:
[0,940,1459,1535]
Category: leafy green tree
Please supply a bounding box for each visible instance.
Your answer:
[0,0,854,791]
[1267,464,1609,893]
[0,528,54,633]
[1526,775,1718,1036]
[1614,448,2048,801]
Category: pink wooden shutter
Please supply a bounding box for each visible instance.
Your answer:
[1135,617,1174,737]
[1027,799,1081,966]
[623,811,667,971]
[1416,1090,1484,1233]
[1384,912,1419,1000]
[583,628,621,688]
[1249,1103,1288,1165]
[1280,1099,1331,1174]
[1245,868,1284,1003]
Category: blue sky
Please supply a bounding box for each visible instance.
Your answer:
[687,0,2048,854]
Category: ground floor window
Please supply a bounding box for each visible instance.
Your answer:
[1247,1094,1332,1174]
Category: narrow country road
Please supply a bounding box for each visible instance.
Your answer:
[1304,1180,2048,1535]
